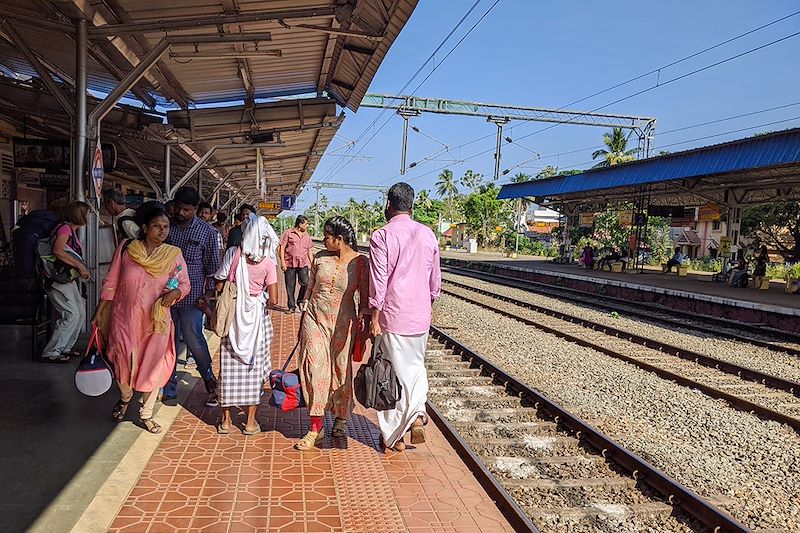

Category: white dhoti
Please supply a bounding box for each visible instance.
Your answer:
[377,332,429,447]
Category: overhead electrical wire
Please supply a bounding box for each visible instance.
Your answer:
[376,10,800,180]
[314,0,490,184]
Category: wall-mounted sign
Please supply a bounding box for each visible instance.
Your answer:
[12,137,117,172]
[258,201,279,210]
[15,169,69,190]
[698,203,721,221]
[92,139,104,199]
[719,236,732,257]
[579,213,595,228]
[618,210,633,226]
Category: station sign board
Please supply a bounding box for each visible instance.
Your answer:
[618,210,633,226]
[280,195,296,210]
[578,213,594,228]
[698,203,721,221]
[92,139,104,199]
[719,236,732,257]
[258,201,279,210]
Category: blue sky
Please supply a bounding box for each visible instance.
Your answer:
[288,0,800,214]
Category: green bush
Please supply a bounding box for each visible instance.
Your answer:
[506,233,558,257]
[766,264,788,280]
[689,257,723,272]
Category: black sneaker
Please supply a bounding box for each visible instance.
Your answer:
[205,392,219,407]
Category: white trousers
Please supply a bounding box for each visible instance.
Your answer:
[377,332,429,447]
[42,281,85,358]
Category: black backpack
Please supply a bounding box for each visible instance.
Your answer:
[354,338,402,411]
[11,210,58,278]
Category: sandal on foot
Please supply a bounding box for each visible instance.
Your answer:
[294,431,322,450]
[331,418,348,438]
[141,418,162,434]
[112,400,130,422]
[216,422,230,434]
[243,425,262,436]
[410,420,426,445]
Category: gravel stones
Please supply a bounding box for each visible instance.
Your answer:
[433,294,800,531]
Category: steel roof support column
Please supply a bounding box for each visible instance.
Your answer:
[220,183,247,210]
[74,18,88,201]
[164,145,171,198]
[1,19,74,118]
[118,139,163,198]
[205,171,238,202]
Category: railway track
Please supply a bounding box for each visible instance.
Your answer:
[440,280,800,433]
[441,264,800,355]
[425,326,750,532]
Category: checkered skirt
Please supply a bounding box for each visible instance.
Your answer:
[219,311,273,407]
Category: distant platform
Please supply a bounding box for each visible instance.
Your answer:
[441,249,800,333]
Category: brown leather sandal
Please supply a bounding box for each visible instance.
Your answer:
[410,419,426,444]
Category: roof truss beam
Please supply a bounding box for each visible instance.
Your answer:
[85,6,336,37]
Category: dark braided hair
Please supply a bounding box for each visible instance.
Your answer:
[323,216,357,249]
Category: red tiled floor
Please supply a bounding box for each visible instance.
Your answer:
[108,279,513,533]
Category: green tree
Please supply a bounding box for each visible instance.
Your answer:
[460,169,484,192]
[592,127,637,168]
[535,166,558,180]
[413,189,443,227]
[460,183,508,246]
[436,169,460,221]
[742,201,800,261]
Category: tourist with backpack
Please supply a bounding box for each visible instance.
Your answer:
[41,201,92,363]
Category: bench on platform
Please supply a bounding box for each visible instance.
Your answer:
[0,272,52,360]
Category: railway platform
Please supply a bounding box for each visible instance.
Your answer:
[441,249,800,334]
[4,278,514,533]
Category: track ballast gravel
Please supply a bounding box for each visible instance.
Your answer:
[433,294,800,532]
[443,272,800,385]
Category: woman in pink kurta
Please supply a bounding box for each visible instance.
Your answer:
[94,205,190,434]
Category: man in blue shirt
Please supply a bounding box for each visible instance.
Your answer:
[163,186,221,405]
[663,247,684,274]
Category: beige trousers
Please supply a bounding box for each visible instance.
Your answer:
[119,383,159,420]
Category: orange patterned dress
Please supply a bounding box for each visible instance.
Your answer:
[299,251,369,418]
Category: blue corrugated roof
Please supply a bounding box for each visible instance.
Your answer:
[498,127,800,200]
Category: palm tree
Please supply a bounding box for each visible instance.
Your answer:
[592,127,637,168]
[436,169,459,221]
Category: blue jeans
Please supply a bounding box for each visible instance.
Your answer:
[163,306,215,397]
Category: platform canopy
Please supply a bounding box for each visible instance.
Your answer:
[498,128,800,209]
[0,0,419,207]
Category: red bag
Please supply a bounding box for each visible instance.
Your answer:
[268,337,305,411]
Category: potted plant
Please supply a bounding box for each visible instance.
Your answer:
[678,259,689,277]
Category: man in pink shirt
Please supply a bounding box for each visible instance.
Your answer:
[369,182,441,451]
[278,215,314,313]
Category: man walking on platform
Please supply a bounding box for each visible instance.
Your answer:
[369,182,441,451]
[278,215,314,313]
[101,189,138,245]
[163,186,221,405]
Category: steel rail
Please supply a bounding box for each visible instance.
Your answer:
[441,286,800,434]
[442,263,800,356]
[425,402,539,533]
[429,326,752,533]
[443,279,800,397]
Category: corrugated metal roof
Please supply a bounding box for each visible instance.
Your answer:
[498,128,800,201]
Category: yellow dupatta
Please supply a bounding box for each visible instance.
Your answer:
[127,240,182,333]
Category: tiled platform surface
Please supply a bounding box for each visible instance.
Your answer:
[108,301,513,532]
[441,249,800,314]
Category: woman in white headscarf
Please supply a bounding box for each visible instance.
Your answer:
[205,214,279,435]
